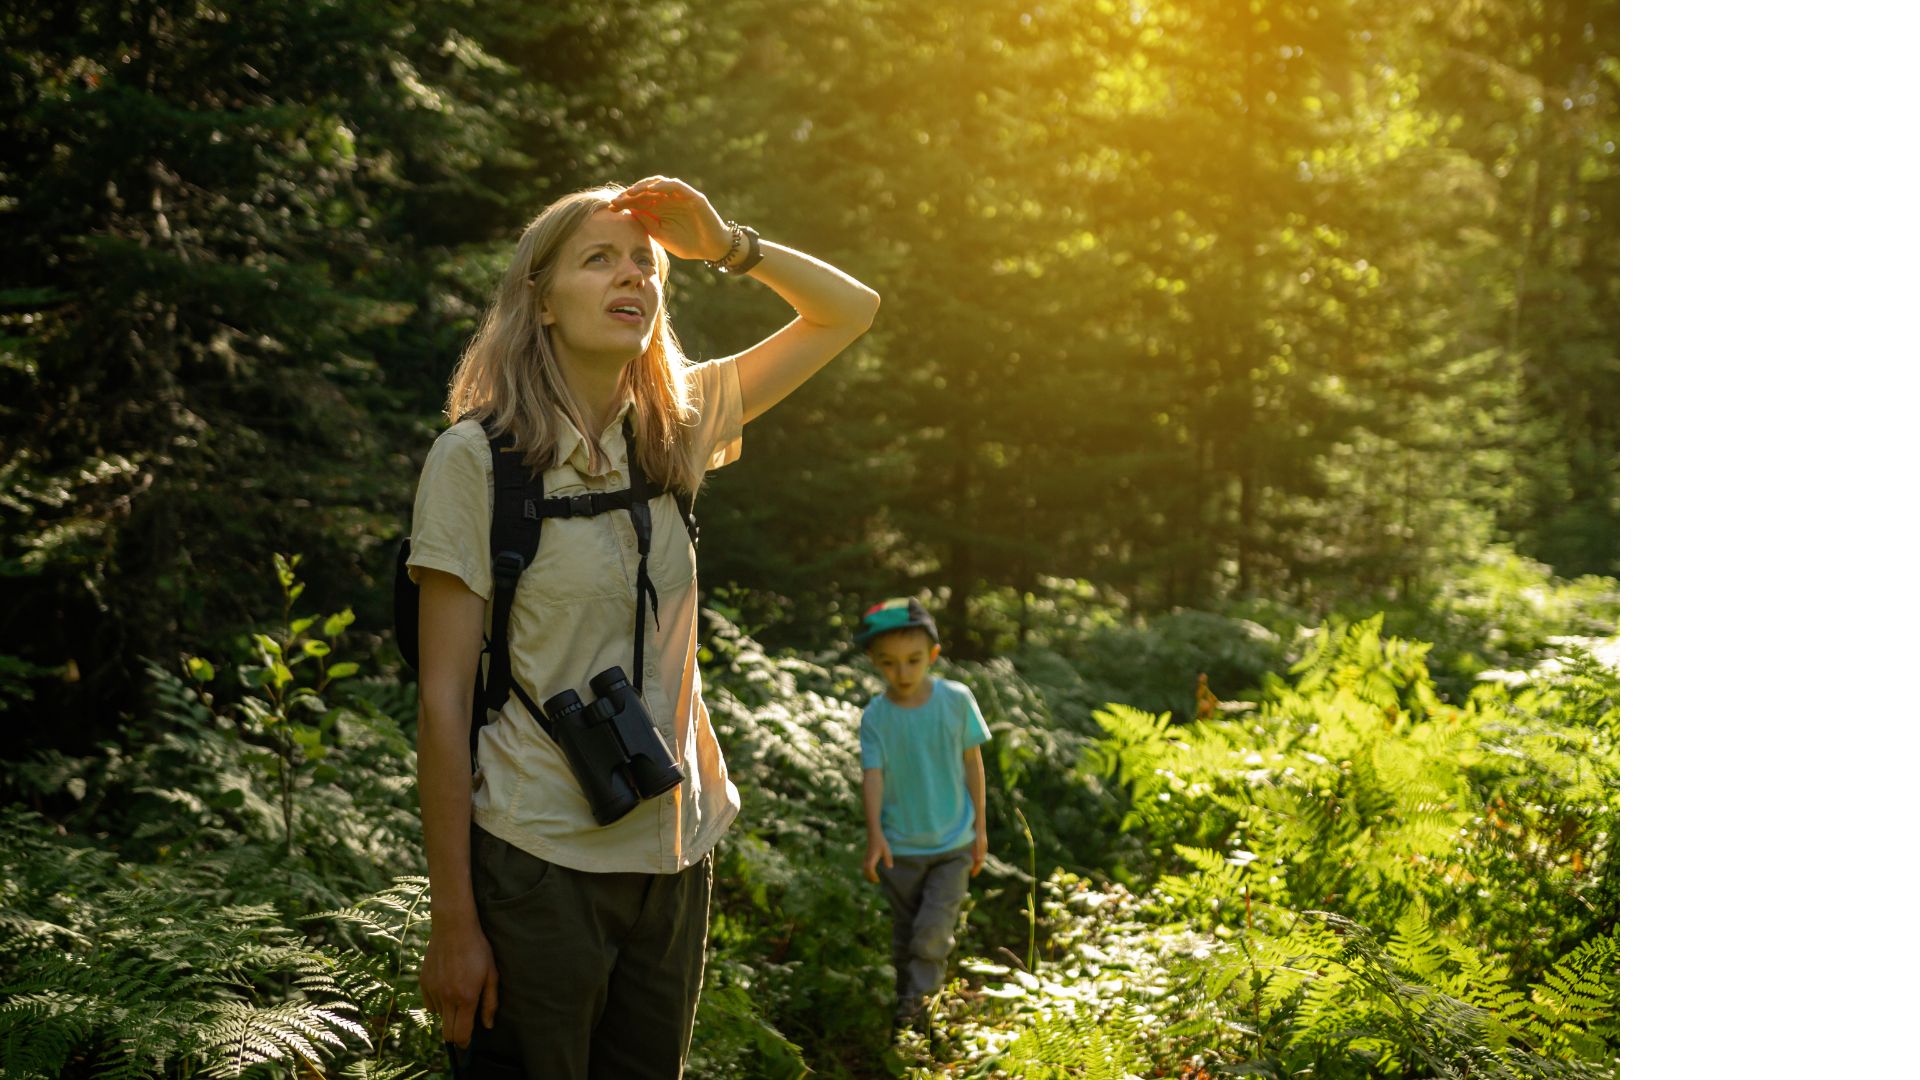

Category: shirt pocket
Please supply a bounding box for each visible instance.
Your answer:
[517,479,633,604]
[644,495,696,594]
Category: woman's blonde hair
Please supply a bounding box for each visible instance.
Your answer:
[444,183,708,493]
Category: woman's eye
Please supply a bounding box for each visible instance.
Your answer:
[586,254,608,265]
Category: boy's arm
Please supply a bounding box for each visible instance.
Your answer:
[964,746,988,876]
[862,767,893,882]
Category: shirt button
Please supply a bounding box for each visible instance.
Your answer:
[644,665,658,680]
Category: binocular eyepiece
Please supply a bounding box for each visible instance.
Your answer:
[543,666,684,826]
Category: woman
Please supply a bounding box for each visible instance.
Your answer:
[406,177,879,1076]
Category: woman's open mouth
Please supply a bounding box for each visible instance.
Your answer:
[606,296,649,324]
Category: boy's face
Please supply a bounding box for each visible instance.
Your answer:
[868,631,940,700]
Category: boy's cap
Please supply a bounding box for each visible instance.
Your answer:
[856,597,939,648]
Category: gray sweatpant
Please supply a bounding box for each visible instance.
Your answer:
[875,845,972,1014]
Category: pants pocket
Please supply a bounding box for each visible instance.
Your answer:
[472,827,554,911]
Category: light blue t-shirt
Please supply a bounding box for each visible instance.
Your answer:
[859,677,991,856]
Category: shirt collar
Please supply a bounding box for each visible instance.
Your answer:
[554,397,638,477]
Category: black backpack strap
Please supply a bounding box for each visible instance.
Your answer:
[466,417,700,759]
[625,417,662,640]
[527,472,693,536]
[480,431,547,743]
[528,489,631,520]
[626,431,698,694]
[393,537,422,672]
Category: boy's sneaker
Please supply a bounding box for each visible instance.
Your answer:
[891,999,931,1038]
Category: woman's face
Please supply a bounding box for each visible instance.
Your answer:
[539,207,664,371]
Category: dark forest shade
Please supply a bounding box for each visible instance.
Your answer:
[0,0,1618,737]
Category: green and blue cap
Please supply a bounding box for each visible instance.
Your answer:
[855,597,940,648]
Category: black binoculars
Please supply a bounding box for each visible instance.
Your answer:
[543,666,684,826]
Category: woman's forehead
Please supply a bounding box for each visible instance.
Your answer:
[570,208,652,250]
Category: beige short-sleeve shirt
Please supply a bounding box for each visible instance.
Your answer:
[406,358,744,874]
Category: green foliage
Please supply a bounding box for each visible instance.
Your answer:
[1174,908,1619,1079]
[927,615,1620,1077]
[303,877,442,1071]
[0,0,734,745]
[4,558,420,921]
[695,611,899,1073]
[1090,615,1615,980]
[0,810,441,1078]
[900,872,1618,1078]
[6,0,1617,752]
[586,0,1615,648]
[996,1009,1154,1080]
[686,980,813,1080]
[0,814,372,1077]
[653,606,1589,1080]
[0,575,1617,1077]
[1371,547,1621,695]
[0,652,62,715]
[1012,608,1302,725]
[1,0,523,739]
[0,557,432,1076]
[996,554,1616,732]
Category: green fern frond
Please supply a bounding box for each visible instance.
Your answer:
[1524,932,1619,1057]
[193,998,369,1077]
[305,876,431,951]
[999,1006,1153,1080]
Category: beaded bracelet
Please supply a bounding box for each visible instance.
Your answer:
[708,223,764,276]
[705,223,745,272]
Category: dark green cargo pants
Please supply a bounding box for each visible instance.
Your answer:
[450,825,713,1079]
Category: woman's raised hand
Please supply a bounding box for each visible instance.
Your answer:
[608,177,731,263]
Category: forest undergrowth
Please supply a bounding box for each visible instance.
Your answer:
[0,554,1617,1079]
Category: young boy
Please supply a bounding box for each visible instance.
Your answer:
[855,597,991,1030]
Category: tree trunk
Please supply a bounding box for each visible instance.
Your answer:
[946,444,975,656]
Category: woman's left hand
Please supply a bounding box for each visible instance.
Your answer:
[608,177,731,263]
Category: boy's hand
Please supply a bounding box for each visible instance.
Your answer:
[864,837,894,882]
[971,832,988,877]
